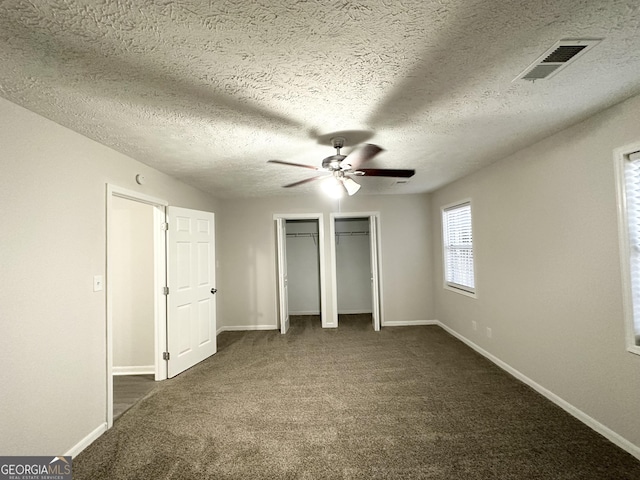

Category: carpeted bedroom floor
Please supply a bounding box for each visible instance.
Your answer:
[74,315,640,479]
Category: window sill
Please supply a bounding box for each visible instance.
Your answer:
[626,344,640,356]
[444,283,477,298]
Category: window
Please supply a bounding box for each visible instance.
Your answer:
[442,201,475,296]
[615,148,640,354]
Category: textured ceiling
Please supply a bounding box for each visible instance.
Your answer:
[2,0,640,198]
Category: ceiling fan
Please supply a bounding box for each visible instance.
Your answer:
[267,137,415,197]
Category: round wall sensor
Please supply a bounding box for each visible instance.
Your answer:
[135,174,146,185]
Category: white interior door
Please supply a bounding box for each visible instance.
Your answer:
[167,206,217,378]
[370,215,381,331]
[276,218,290,334]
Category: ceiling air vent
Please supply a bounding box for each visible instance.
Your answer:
[514,39,601,82]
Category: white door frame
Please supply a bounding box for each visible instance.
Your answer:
[106,184,168,428]
[369,214,381,332]
[273,213,329,328]
[275,218,290,334]
[329,212,383,329]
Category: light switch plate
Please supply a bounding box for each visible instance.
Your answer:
[93,275,103,292]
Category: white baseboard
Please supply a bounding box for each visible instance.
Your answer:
[217,325,278,334]
[437,321,640,462]
[289,310,320,316]
[383,319,439,327]
[338,309,372,314]
[217,321,439,332]
[65,423,107,458]
[112,366,154,376]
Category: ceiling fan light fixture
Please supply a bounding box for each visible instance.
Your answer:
[269,138,413,195]
[343,177,361,196]
[322,177,345,199]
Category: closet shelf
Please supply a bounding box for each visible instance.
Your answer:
[286,232,319,245]
[335,231,369,236]
[285,232,369,237]
[286,233,318,238]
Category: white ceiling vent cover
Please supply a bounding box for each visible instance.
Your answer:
[514,39,602,82]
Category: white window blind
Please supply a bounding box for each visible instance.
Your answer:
[442,202,475,294]
[624,152,640,342]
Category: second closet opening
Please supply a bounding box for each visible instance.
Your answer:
[330,213,382,331]
[335,218,372,322]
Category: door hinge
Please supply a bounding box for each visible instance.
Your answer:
[163,286,169,295]
[161,222,168,231]
[163,352,170,361]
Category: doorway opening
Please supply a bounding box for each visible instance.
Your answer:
[329,213,382,331]
[106,185,168,428]
[274,213,328,332]
[107,186,218,428]
[110,196,156,421]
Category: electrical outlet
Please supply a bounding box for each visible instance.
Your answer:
[472,321,477,331]
[93,275,103,292]
[486,327,492,338]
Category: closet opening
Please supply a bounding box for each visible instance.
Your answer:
[329,213,382,331]
[274,213,328,333]
[286,219,322,330]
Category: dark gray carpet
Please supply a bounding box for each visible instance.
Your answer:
[75,316,640,479]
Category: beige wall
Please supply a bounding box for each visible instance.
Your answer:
[217,193,434,328]
[112,197,154,370]
[0,97,220,455]
[431,93,640,452]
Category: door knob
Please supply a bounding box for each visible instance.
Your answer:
[210,288,218,295]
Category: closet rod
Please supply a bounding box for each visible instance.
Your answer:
[285,232,318,237]
[335,231,369,236]
[286,232,318,245]
[335,230,369,245]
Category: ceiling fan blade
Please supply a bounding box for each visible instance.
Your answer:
[340,144,383,171]
[282,175,327,188]
[357,168,415,178]
[268,159,319,170]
